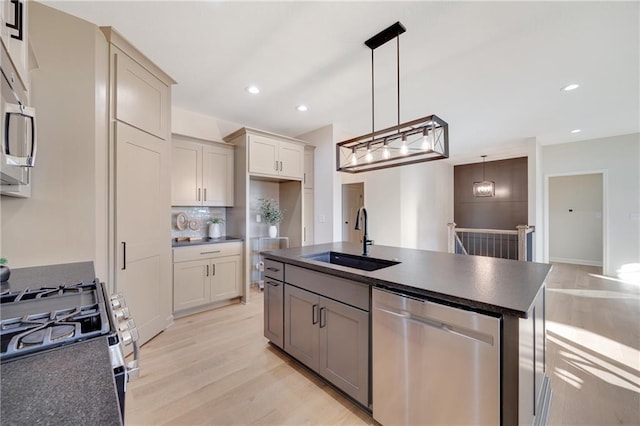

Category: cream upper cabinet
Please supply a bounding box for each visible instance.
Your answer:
[248,134,303,180]
[114,48,170,140]
[1,0,29,89]
[171,138,234,207]
[202,144,234,206]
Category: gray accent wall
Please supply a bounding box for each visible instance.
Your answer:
[454,157,528,230]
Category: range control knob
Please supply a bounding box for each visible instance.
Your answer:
[121,330,133,346]
[110,294,126,309]
[113,307,130,321]
[118,318,136,332]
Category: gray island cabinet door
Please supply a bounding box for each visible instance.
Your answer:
[318,297,369,407]
[284,285,320,371]
[263,278,284,348]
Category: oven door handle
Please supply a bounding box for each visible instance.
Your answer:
[126,340,140,381]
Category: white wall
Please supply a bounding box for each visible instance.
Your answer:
[299,124,454,250]
[541,133,640,278]
[1,3,108,273]
[172,106,242,142]
[549,174,603,266]
[296,125,335,244]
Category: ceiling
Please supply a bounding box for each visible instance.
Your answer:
[43,1,639,163]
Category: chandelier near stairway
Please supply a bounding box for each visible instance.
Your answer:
[337,22,449,173]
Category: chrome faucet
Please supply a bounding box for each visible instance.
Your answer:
[354,206,374,256]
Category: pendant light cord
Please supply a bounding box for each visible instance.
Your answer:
[397,34,400,128]
[371,49,375,142]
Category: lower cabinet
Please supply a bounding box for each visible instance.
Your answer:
[284,283,369,407]
[173,243,242,314]
[263,278,284,348]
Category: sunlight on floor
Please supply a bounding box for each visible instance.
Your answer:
[547,321,640,394]
[548,288,639,300]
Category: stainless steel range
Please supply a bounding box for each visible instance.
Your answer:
[0,279,139,421]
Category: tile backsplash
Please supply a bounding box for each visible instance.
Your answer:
[171,206,226,239]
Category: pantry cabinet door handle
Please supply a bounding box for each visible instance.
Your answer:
[312,304,319,325]
[121,242,126,270]
[206,264,209,277]
[319,307,326,328]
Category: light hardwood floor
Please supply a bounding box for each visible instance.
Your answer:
[125,263,640,425]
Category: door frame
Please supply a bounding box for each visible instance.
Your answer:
[342,182,364,243]
[543,169,608,274]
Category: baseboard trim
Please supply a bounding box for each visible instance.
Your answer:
[549,257,602,267]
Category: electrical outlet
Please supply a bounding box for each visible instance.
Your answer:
[256,214,262,223]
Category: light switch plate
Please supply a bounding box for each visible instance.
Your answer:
[256,214,262,223]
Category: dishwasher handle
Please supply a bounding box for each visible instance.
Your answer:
[375,306,495,346]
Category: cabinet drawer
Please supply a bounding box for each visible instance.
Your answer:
[264,259,284,281]
[286,265,369,312]
[173,242,242,263]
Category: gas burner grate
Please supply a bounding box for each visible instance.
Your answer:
[0,280,99,304]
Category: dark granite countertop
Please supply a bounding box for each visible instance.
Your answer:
[172,236,244,248]
[1,261,96,293]
[1,261,122,425]
[1,337,122,425]
[261,242,552,318]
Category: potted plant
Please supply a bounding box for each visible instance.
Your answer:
[0,257,10,282]
[259,198,283,238]
[208,217,224,239]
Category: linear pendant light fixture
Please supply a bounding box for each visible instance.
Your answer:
[473,155,495,197]
[336,22,449,173]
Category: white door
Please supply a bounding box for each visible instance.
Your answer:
[549,173,604,267]
[342,183,364,243]
[116,122,172,346]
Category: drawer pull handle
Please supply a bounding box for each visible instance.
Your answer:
[266,280,280,287]
[266,267,279,272]
[200,250,221,255]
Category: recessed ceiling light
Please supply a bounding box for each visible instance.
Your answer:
[246,85,260,94]
[562,83,580,92]
[296,105,308,112]
[570,129,581,133]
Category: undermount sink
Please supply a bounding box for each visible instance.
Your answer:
[303,251,400,272]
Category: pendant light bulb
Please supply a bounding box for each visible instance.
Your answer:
[421,129,429,151]
[365,144,373,163]
[382,141,390,159]
[400,134,408,156]
[350,147,358,166]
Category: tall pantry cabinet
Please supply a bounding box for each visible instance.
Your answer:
[102,28,176,346]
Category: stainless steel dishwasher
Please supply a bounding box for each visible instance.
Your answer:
[372,288,501,425]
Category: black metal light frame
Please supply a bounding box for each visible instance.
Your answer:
[336,21,449,173]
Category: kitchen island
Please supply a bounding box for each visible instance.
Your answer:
[262,242,552,426]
